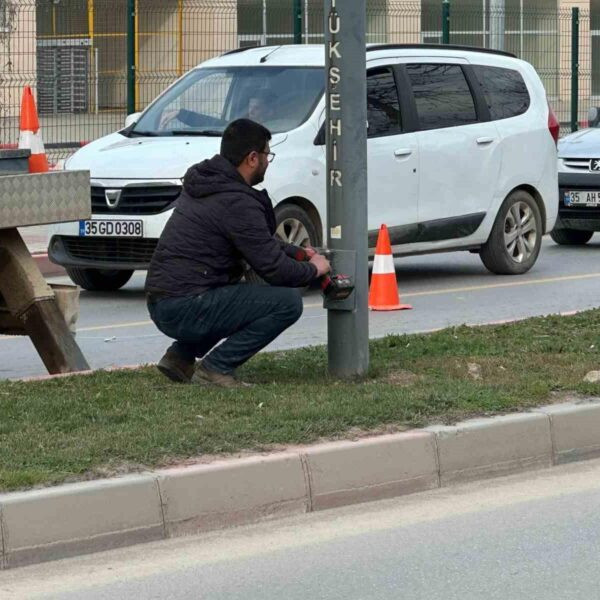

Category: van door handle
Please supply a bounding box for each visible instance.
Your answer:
[394,148,413,157]
[476,137,495,145]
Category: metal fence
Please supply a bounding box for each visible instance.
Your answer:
[0,0,594,161]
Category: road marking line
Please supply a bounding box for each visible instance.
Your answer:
[78,320,153,333]
[1,272,599,341]
[0,320,154,341]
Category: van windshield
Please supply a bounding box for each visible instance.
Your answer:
[131,66,324,136]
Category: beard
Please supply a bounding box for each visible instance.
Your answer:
[250,164,268,187]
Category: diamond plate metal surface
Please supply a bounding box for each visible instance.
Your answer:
[0,171,91,229]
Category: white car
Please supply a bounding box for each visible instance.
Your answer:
[49,44,559,291]
[555,107,600,245]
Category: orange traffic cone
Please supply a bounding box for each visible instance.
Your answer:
[368,224,412,311]
[18,86,49,173]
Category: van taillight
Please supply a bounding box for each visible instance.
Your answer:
[548,103,560,145]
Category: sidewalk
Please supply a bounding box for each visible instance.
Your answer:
[18,224,65,278]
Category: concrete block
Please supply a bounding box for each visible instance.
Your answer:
[0,474,164,569]
[304,431,439,511]
[427,413,552,485]
[537,401,600,464]
[158,453,308,536]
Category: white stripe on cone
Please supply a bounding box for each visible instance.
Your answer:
[373,254,395,275]
[19,130,45,154]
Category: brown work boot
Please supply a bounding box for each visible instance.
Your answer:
[191,362,252,388]
[157,350,195,384]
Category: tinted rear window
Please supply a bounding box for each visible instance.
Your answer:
[367,67,402,138]
[472,65,530,120]
[406,64,478,131]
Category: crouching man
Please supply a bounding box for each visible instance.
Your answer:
[145,119,330,387]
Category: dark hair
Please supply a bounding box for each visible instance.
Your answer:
[220,119,272,167]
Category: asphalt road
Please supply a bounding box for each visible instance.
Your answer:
[3,235,600,379]
[4,459,600,599]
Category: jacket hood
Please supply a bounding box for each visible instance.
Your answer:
[183,155,251,199]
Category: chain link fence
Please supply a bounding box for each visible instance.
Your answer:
[0,0,595,161]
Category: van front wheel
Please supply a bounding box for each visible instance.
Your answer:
[479,190,542,275]
[245,204,319,285]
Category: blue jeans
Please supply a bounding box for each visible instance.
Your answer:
[148,285,303,374]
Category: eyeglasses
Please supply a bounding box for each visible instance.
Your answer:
[259,151,276,163]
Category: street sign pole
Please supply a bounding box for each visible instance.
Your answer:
[126,0,136,115]
[324,0,369,378]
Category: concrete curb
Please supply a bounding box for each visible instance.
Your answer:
[2,399,600,570]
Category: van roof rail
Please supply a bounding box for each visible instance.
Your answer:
[221,43,516,59]
[222,45,267,56]
[367,43,516,58]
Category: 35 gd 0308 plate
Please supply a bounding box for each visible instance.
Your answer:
[564,190,600,207]
[79,220,143,237]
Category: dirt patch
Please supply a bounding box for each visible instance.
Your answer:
[386,370,420,386]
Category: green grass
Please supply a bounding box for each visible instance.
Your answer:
[1,308,600,492]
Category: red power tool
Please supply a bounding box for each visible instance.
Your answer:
[294,248,354,302]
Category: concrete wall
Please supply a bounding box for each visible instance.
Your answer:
[120,0,237,112]
[181,1,238,70]
[387,0,421,43]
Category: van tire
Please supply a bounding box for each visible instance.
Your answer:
[245,204,319,286]
[66,268,134,291]
[550,228,594,245]
[480,190,542,275]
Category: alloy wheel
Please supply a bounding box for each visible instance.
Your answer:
[276,218,311,247]
[503,201,538,264]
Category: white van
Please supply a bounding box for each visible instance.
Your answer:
[49,44,559,290]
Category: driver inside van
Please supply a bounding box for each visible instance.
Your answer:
[158,89,276,131]
[246,90,275,124]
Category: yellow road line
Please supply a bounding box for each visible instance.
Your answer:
[2,272,599,341]
[303,271,600,309]
[78,320,153,333]
[403,271,600,299]
[0,320,154,341]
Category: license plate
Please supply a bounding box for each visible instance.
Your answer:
[79,220,143,237]
[564,190,600,207]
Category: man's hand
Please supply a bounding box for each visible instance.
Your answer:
[159,109,181,130]
[309,253,331,277]
[303,246,318,259]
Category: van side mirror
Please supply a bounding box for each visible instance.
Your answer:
[125,112,142,129]
[588,107,600,128]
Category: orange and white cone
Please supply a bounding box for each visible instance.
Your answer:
[18,86,49,173]
[368,224,412,311]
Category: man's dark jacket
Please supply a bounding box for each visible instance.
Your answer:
[145,155,317,297]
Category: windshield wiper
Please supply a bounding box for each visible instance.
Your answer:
[128,130,167,137]
[170,129,223,137]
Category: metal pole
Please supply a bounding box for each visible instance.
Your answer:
[442,0,450,45]
[305,0,309,42]
[294,0,303,44]
[489,0,505,51]
[571,7,579,132]
[324,0,369,378]
[95,47,99,115]
[126,0,136,115]
[262,0,267,46]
